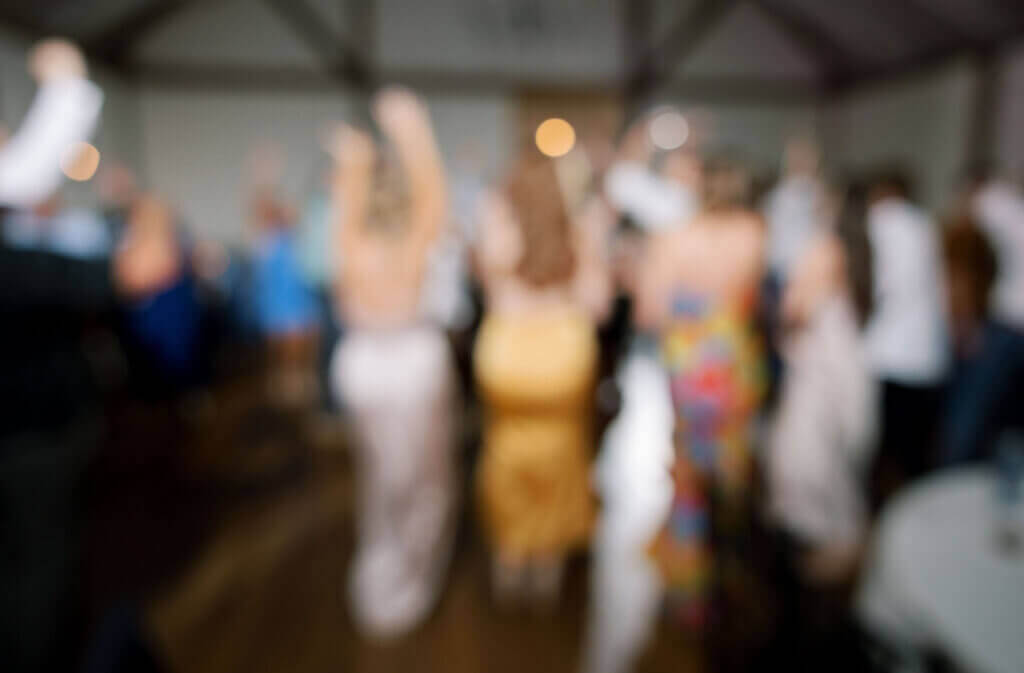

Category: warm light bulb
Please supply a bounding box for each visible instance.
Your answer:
[535,118,576,158]
[61,141,100,181]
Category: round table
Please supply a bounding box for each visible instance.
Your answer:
[857,467,1024,673]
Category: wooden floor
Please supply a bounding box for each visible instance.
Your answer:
[82,374,704,673]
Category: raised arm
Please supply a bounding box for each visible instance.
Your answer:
[572,196,614,323]
[326,123,375,289]
[373,88,446,253]
[632,228,678,332]
[472,190,521,293]
[0,40,103,208]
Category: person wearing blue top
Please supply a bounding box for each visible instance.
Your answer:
[250,191,320,405]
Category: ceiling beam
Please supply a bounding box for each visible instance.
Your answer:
[261,0,372,89]
[128,63,343,92]
[0,9,47,41]
[629,0,739,99]
[133,62,819,104]
[967,50,999,168]
[85,1,198,70]
[833,19,1024,94]
[889,0,975,45]
[854,0,954,49]
[988,0,1024,24]
[622,0,654,112]
[752,0,853,83]
[342,0,375,63]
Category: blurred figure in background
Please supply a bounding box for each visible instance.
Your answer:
[636,156,765,631]
[328,88,458,637]
[761,137,828,404]
[0,39,102,209]
[2,190,111,260]
[0,38,180,665]
[941,168,1024,465]
[0,213,179,673]
[296,156,342,411]
[418,142,479,334]
[248,170,320,407]
[763,137,827,284]
[0,37,108,672]
[474,149,612,607]
[863,171,948,507]
[768,182,877,585]
[584,111,699,673]
[603,110,700,233]
[117,195,207,394]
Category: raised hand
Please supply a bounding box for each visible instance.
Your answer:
[618,112,654,163]
[28,38,86,83]
[325,122,375,168]
[113,196,181,298]
[372,86,429,138]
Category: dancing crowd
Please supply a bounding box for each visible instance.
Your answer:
[3,38,1023,673]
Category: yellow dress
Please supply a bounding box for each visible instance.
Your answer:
[474,311,597,559]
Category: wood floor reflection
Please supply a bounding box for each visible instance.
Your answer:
[84,372,701,673]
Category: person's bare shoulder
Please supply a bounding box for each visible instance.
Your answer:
[731,210,766,253]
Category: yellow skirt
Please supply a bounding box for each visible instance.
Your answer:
[474,311,597,558]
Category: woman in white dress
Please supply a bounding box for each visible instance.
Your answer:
[768,184,878,582]
[327,88,458,638]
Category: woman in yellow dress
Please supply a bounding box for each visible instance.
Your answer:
[474,151,613,604]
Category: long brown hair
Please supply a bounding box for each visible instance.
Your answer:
[836,182,874,326]
[702,153,753,212]
[503,155,576,287]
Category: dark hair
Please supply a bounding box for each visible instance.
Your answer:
[868,167,914,202]
[943,213,998,318]
[503,154,576,287]
[962,160,995,192]
[836,182,874,326]
[702,152,753,211]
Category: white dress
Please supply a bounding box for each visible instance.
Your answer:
[768,295,877,550]
[330,325,457,637]
[583,338,674,673]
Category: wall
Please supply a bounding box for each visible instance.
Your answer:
[375,0,625,82]
[994,40,1024,182]
[138,88,359,243]
[822,59,977,212]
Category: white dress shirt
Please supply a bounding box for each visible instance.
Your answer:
[864,197,949,384]
[0,77,103,208]
[973,181,1024,330]
[603,160,697,231]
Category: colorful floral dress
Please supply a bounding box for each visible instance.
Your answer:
[648,290,764,628]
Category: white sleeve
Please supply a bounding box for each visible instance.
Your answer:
[604,161,691,231]
[0,77,104,208]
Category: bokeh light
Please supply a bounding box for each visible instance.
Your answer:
[535,118,576,158]
[60,141,100,181]
[649,110,689,151]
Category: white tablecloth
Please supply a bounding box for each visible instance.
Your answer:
[857,468,1024,673]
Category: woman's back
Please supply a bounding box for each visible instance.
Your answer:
[475,156,611,322]
[636,210,763,331]
[340,229,427,329]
